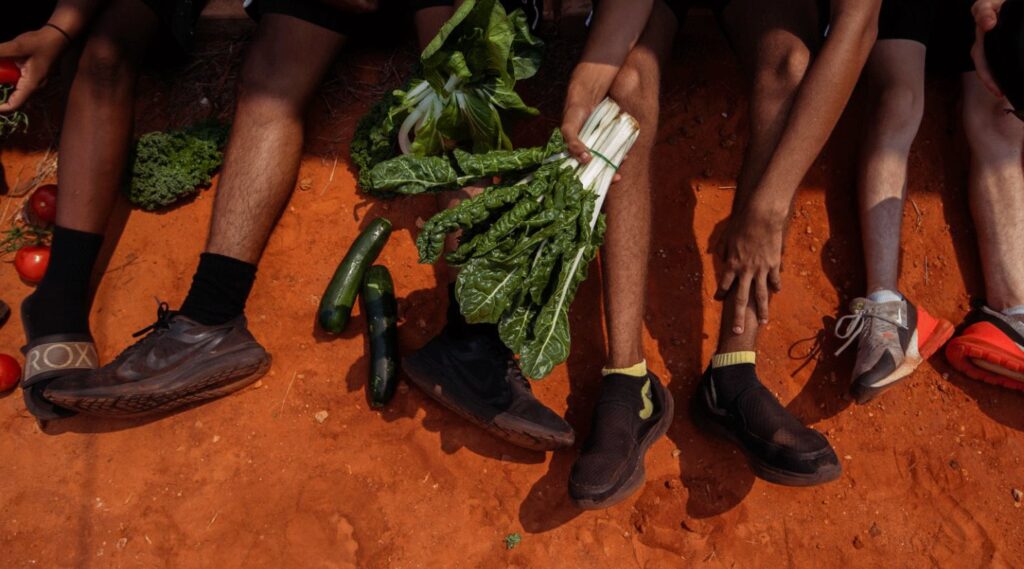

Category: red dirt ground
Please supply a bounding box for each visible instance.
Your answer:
[1,14,1022,569]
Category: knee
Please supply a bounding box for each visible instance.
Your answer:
[872,84,925,144]
[754,46,810,101]
[78,37,137,92]
[237,48,308,116]
[609,65,659,131]
[964,98,1024,155]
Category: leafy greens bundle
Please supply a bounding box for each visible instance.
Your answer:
[129,121,230,211]
[349,0,543,182]
[413,99,639,379]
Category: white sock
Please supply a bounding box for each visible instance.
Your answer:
[1001,304,1024,317]
[867,289,902,304]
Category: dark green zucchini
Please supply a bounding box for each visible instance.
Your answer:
[318,217,392,333]
[362,265,399,407]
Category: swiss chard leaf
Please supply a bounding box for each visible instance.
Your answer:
[518,214,606,379]
[361,154,458,195]
[453,130,564,178]
[456,255,529,324]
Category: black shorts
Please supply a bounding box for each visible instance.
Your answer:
[877,0,976,73]
[243,0,477,37]
[590,0,831,40]
[141,0,211,52]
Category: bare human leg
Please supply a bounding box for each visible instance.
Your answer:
[715,0,821,354]
[858,40,926,295]
[962,73,1024,311]
[602,1,678,369]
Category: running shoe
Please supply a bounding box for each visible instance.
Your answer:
[404,321,575,451]
[834,296,954,404]
[945,305,1024,391]
[569,372,673,509]
[43,303,270,416]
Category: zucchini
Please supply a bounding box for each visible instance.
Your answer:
[318,217,392,333]
[362,265,399,407]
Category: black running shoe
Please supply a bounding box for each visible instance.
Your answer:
[43,303,270,417]
[692,366,840,486]
[404,322,574,451]
[569,372,674,509]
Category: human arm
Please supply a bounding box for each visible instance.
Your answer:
[561,0,654,162]
[717,0,880,331]
[0,0,107,111]
[971,0,1006,97]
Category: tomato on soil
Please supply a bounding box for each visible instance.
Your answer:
[28,184,58,225]
[0,60,20,84]
[0,354,20,392]
[15,245,50,283]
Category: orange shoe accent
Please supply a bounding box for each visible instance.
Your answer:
[945,321,1024,392]
[914,307,955,359]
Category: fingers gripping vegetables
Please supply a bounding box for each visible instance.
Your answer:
[0,60,28,137]
[318,218,393,334]
[414,98,640,379]
[350,0,543,180]
[362,266,399,407]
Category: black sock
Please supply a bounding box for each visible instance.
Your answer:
[444,283,500,341]
[22,226,104,340]
[179,253,257,325]
[708,363,760,407]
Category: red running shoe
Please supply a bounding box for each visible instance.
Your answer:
[945,305,1024,392]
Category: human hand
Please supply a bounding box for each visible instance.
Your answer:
[971,0,1007,97]
[0,27,69,112]
[715,207,786,333]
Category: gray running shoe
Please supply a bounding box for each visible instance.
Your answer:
[834,296,953,404]
[43,303,270,417]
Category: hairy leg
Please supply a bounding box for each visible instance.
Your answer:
[602,1,678,368]
[56,0,160,233]
[962,73,1024,310]
[205,14,345,263]
[716,0,821,353]
[858,40,926,294]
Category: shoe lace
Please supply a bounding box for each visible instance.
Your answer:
[833,303,906,356]
[114,302,178,361]
[132,302,177,338]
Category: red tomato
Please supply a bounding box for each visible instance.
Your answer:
[29,184,58,225]
[15,245,50,284]
[0,354,19,391]
[0,60,20,85]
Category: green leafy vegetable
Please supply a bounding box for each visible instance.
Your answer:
[0,85,29,138]
[128,121,230,211]
[349,0,543,181]
[414,99,640,379]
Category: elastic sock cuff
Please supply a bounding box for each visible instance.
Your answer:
[711,351,756,368]
[601,360,647,378]
[1001,304,1024,316]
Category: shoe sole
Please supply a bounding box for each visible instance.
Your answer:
[852,318,955,404]
[690,392,841,487]
[946,336,1024,392]
[571,382,675,510]
[403,356,574,452]
[45,347,271,418]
